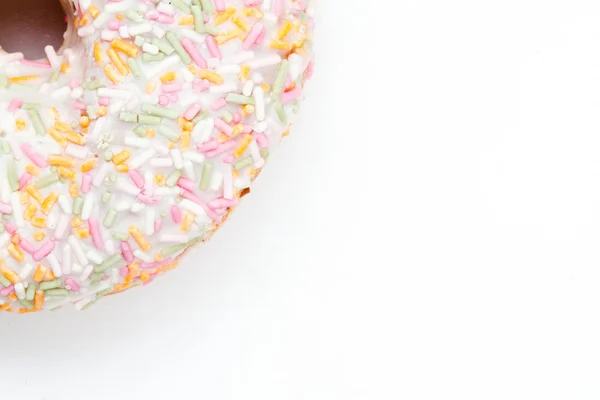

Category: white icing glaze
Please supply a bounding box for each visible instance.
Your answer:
[0,0,315,312]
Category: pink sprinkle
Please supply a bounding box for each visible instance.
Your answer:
[255,26,267,45]
[214,0,226,12]
[223,155,234,164]
[181,37,208,68]
[205,36,222,60]
[213,117,234,135]
[68,79,81,89]
[20,59,51,69]
[209,197,239,209]
[81,174,92,193]
[158,95,170,106]
[140,257,174,270]
[181,191,220,221]
[243,23,264,50]
[146,10,159,20]
[193,80,210,93]
[196,139,219,152]
[170,205,182,223]
[274,0,284,17]
[88,218,104,250]
[18,173,32,190]
[168,93,179,103]
[137,193,159,204]
[243,0,264,6]
[184,103,202,120]
[157,14,175,24]
[72,101,86,110]
[119,266,129,277]
[7,99,22,112]
[0,202,12,214]
[176,177,195,192]
[4,223,16,234]
[306,60,315,79]
[255,132,269,147]
[98,96,110,106]
[205,140,236,158]
[233,113,241,124]
[162,82,183,93]
[281,87,302,104]
[0,286,14,297]
[108,20,121,30]
[154,219,162,233]
[211,98,227,111]
[120,241,134,262]
[20,240,34,254]
[65,277,80,293]
[129,169,145,189]
[242,124,253,134]
[33,239,55,261]
[20,144,48,168]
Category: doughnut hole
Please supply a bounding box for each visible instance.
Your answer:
[0,0,68,60]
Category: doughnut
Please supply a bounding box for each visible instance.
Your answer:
[0,0,315,312]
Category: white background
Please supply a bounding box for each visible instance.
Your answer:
[7,0,600,399]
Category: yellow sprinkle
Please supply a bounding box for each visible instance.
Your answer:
[180,131,191,150]
[154,174,165,186]
[25,186,43,203]
[33,232,45,242]
[231,124,244,138]
[215,8,236,25]
[178,15,195,25]
[94,42,103,63]
[23,203,37,221]
[48,155,75,167]
[111,39,140,57]
[34,290,44,310]
[234,134,253,159]
[232,15,251,32]
[20,192,30,206]
[7,244,24,263]
[60,62,71,74]
[75,228,90,239]
[25,164,39,176]
[0,262,21,283]
[9,75,40,83]
[160,71,176,83]
[71,217,82,228]
[145,81,156,94]
[115,163,129,173]
[88,5,100,18]
[241,104,255,116]
[41,192,58,215]
[31,217,46,229]
[269,39,293,51]
[107,48,130,76]
[81,159,97,173]
[277,20,292,39]
[181,213,195,232]
[129,226,151,251]
[197,69,224,85]
[112,149,131,165]
[146,128,155,138]
[103,64,122,84]
[54,121,71,132]
[58,166,75,180]
[261,83,270,92]
[48,128,68,147]
[65,131,85,145]
[214,30,240,45]
[69,182,79,198]
[33,264,47,283]
[97,106,108,117]
[15,118,26,131]
[239,65,250,81]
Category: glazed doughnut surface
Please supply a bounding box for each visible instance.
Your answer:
[0,0,315,312]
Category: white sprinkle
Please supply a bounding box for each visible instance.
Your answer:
[180,199,208,218]
[152,26,166,39]
[14,282,25,300]
[105,240,116,254]
[209,170,223,192]
[97,87,132,99]
[133,250,152,263]
[115,179,140,197]
[86,250,104,265]
[154,187,181,196]
[71,263,83,274]
[253,121,268,133]
[131,203,145,213]
[0,177,9,203]
[179,29,206,44]
[145,209,155,235]
[51,85,71,99]
[62,244,72,275]
[92,163,111,187]
[118,26,130,39]
[142,43,160,55]
[149,157,173,168]
[80,264,94,281]
[156,2,176,15]
[81,196,95,221]
[172,149,183,170]
[249,140,265,168]
[128,22,153,36]
[101,29,119,41]
[242,80,254,97]
[254,86,266,121]
[115,200,132,212]
[18,263,33,280]
[233,51,255,64]
[142,54,180,79]
[55,214,69,239]
[191,117,214,144]
[44,46,60,69]
[216,64,241,75]
[93,12,110,28]
[78,25,96,37]
[124,136,150,148]
[105,1,133,13]
[183,160,195,180]
[183,151,205,164]
[0,234,9,250]
[65,143,88,159]
[130,148,158,169]
[247,54,282,69]
[47,254,62,277]
[68,235,89,265]
[181,67,195,83]
[58,195,72,214]
[10,192,23,227]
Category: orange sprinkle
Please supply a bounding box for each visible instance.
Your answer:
[75,228,90,239]
[7,244,24,263]
[25,164,40,176]
[60,62,71,74]
[58,166,76,180]
[81,159,97,172]
[9,75,40,83]
[110,39,140,57]
[34,290,44,309]
[0,262,21,284]
[33,264,46,282]
[88,5,100,18]
[79,116,91,129]
[115,164,129,173]
[128,226,151,251]
[160,71,176,83]
[44,268,55,281]
[41,192,58,215]
[10,233,20,245]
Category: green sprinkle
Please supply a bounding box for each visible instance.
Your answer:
[0,275,11,287]
[103,151,113,161]
[152,38,175,56]
[0,75,8,88]
[119,112,138,123]
[142,53,165,62]
[192,110,209,124]
[0,223,5,233]
[165,31,191,64]
[199,163,213,190]
[45,288,69,297]
[171,0,191,13]
[141,103,179,119]
[72,197,84,216]
[89,272,104,283]
[125,9,144,22]
[6,158,18,191]
[271,59,290,100]
[161,243,188,257]
[259,147,269,159]
[50,71,60,82]
[109,173,117,183]
[112,232,129,241]
[134,35,145,47]
[221,111,233,124]
[86,106,98,120]
[103,208,118,228]
[10,84,33,91]
[234,156,252,170]
[166,170,182,187]
[94,254,123,272]
[25,283,36,301]
[191,5,206,33]
[95,288,111,298]
[158,125,180,141]
[21,102,41,111]
[18,299,34,309]
[102,191,112,204]
[127,58,142,77]
[28,109,46,135]
[86,79,105,90]
[200,0,214,14]
[133,125,147,136]
[205,24,218,36]
[226,93,255,105]
[274,102,287,124]
[0,142,10,154]
[138,114,162,125]
[39,279,62,291]
[81,300,97,311]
